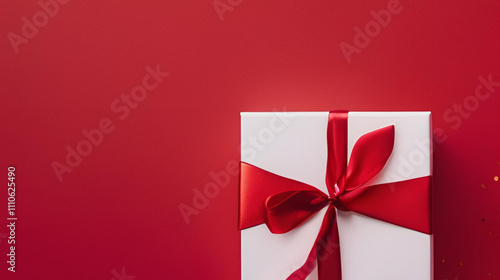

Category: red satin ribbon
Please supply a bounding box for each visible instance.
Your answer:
[239,111,431,280]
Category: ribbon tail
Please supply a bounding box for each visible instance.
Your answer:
[318,207,342,280]
[239,162,322,230]
[287,205,342,280]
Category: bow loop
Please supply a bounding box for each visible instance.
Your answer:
[343,125,395,192]
[265,190,329,234]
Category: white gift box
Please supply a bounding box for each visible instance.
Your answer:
[240,111,432,280]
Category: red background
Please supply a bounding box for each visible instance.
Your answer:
[1,0,499,279]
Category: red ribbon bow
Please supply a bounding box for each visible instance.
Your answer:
[239,111,431,280]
